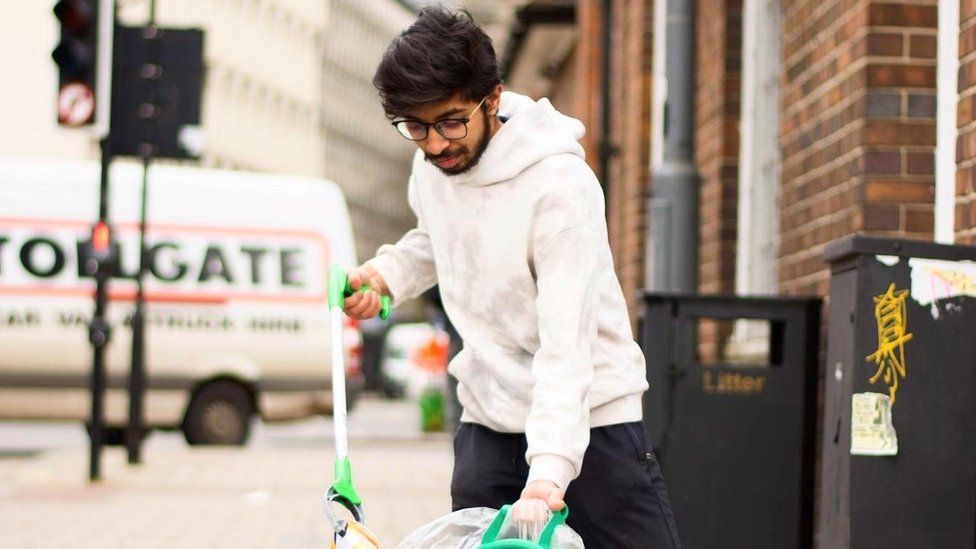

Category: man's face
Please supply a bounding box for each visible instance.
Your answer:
[399,93,498,175]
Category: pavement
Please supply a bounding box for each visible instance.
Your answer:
[0,396,454,548]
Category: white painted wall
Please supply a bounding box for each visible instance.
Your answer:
[936,0,960,244]
[729,0,782,359]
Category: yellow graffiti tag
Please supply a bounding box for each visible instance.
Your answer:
[865,283,913,404]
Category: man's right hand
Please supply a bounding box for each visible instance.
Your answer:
[343,264,389,319]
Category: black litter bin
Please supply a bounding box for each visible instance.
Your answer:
[640,292,821,549]
[819,235,976,548]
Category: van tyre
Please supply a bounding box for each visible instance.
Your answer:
[183,380,254,446]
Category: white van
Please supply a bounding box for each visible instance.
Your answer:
[0,158,363,444]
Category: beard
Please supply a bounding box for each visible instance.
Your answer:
[425,109,491,176]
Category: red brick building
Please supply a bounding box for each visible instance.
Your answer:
[500,2,971,543]
[959,0,976,243]
[504,0,972,362]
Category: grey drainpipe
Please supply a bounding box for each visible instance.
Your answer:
[649,0,700,292]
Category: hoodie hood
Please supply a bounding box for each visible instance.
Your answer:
[420,91,586,187]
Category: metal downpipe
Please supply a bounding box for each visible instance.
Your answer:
[649,0,700,292]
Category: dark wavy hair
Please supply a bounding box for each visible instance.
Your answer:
[373,4,501,118]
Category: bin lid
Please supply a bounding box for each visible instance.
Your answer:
[824,235,976,264]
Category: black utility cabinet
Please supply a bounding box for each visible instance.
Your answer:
[819,235,976,548]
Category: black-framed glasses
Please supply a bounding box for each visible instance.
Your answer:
[391,96,488,141]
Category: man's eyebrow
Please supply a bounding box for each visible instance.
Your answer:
[434,106,467,118]
[400,106,467,122]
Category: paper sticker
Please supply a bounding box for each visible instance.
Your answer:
[909,258,976,318]
[850,392,898,456]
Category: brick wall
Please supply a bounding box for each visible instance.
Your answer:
[958,0,976,242]
[695,0,742,360]
[780,0,938,297]
[576,0,654,328]
[610,0,654,325]
[575,1,603,170]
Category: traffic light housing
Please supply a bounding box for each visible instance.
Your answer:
[52,0,100,126]
[80,221,117,277]
[112,26,204,159]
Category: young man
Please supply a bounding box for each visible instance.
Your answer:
[344,6,681,547]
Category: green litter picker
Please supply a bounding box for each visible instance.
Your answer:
[325,263,390,549]
[322,263,580,548]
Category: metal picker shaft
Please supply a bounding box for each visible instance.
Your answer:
[324,263,390,535]
[330,304,350,460]
[326,264,391,464]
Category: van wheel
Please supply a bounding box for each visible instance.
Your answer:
[183,380,254,446]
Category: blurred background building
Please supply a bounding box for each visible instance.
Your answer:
[0,0,546,308]
[2,0,421,278]
[403,0,525,54]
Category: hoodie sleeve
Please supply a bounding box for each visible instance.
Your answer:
[524,164,605,491]
[364,175,438,306]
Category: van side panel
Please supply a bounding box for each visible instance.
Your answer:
[0,159,358,426]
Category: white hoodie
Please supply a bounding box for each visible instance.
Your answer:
[366,91,649,491]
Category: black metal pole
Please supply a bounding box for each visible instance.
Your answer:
[88,136,113,482]
[88,0,120,483]
[126,157,149,464]
[127,1,159,464]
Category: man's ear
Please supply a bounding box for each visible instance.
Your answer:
[489,83,504,115]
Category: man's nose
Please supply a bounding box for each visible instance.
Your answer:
[421,131,450,156]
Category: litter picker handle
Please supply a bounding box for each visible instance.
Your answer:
[328,264,391,320]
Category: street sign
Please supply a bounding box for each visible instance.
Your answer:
[57,82,96,126]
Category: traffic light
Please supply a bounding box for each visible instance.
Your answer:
[112,26,204,159]
[52,0,100,126]
[80,220,117,277]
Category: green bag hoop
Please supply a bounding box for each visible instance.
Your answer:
[478,504,569,548]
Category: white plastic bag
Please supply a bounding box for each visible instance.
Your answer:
[396,506,584,549]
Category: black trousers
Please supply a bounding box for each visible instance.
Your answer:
[451,422,682,548]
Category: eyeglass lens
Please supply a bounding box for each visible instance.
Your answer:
[396,119,468,141]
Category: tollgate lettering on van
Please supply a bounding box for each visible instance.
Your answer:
[0,217,336,329]
[0,220,325,302]
[0,160,362,444]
